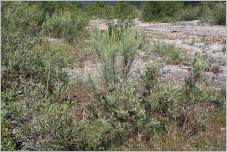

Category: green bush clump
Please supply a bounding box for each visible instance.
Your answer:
[111,2,136,20]
[1,2,44,36]
[1,89,18,151]
[142,1,182,22]
[212,3,226,25]
[142,1,226,25]
[140,64,160,100]
[178,6,201,21]
[2,2,68,88]
[14,100,86,150]
[41,11,88,43]
[88,26,145,149]
[153,39,182,64]
[2,2,71,150]
[84,2,136,20]
[141,53,211,140]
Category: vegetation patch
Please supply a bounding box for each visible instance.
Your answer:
[153,39,182,65]
[1,1,226,151]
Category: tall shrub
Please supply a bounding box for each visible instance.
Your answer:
[89,26,144,149]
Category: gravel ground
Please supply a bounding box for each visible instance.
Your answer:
[66,19,226,88]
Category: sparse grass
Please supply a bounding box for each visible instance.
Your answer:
[153,40,182,65]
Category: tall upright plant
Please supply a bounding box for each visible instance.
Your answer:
[89,26,144,149]
[90,26,143,90]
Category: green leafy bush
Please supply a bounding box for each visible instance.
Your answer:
[1,2,70,150]
[212,3,226,25]
[111,2,136,20]
[1,2,44,36]
[178,6,201,21]
[15,100,86,150]
[140,64,160,100]
[142,2,182,22]
[142,1,226,25]
[41,11,88,43]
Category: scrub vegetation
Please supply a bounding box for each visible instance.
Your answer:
[1,1,226,151]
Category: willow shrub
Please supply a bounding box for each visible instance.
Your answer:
[2,2,70,150]
[41,10,88,43]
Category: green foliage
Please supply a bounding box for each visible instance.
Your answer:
[90,26,143,88]
[1,117,16,151]
[15,100,86,150]
[141,64,159,99]
[84,2,136,20]
[184,53,206,95]
[1,1,225,151]
[41,11,88,43]
[1,81,18,150]
[111,2,136,20]
[177,6,201,21]
[89,26,145,149]
[1,90,17,151]
[143,1,182,22]
[212,3,226,25]
[1,2,44,36]
[1,2,71,150]
[2,2,69,89]
[153,39,182,64]
[142,1,226,25]
[107,19,134,42]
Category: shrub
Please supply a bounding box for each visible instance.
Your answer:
[140,53,210,141]
[111,2,136,20]
[1,117,16,151]
[14,100,86,150]
[1,89,17,151]
[2,2,68,89]
[142,2,182,22]
[142,1,226,25]
[184,52,206,96]
[89,26,145,149]
[41,10,88,43]
[178,53,209,135]
[178,6,201,21]
[1,2,71,150]
[212,3,226,25]
[140,64,160,100]
[107,18,134,42]
[1,2,44,36]
[90,26,143,88]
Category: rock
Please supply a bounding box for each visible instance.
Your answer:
[208,44,225,53]
[47,37,59,42]
[162,65,191,82]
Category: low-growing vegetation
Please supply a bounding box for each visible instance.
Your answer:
[1,1,226,151]
[153,39,182,65]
